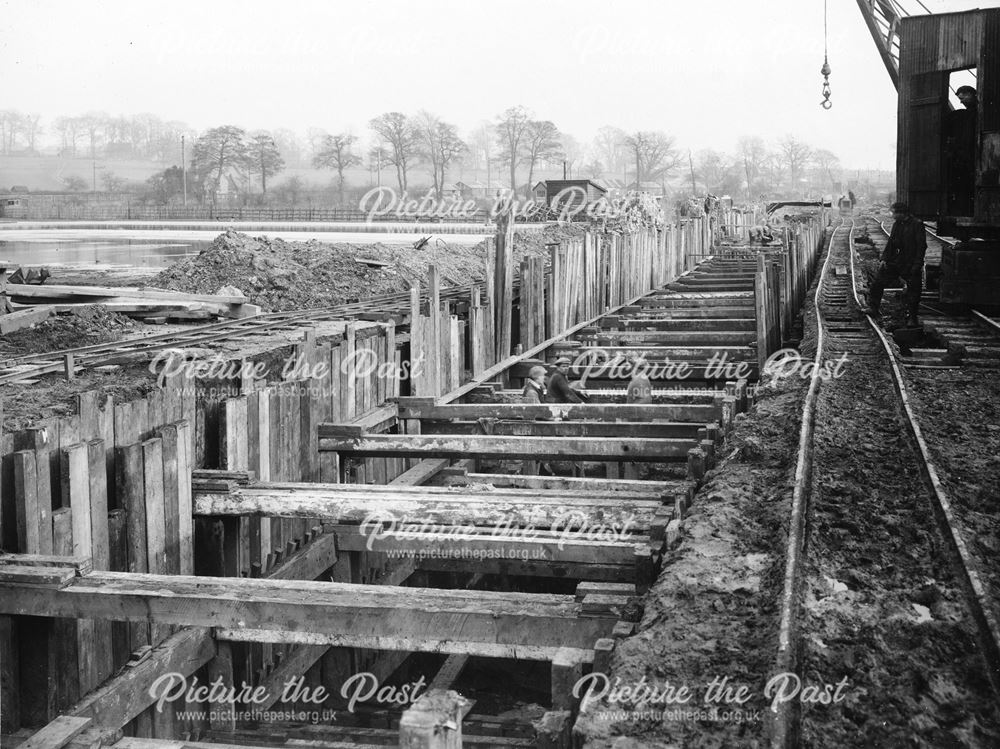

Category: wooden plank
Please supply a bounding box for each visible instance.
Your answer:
[0,572,617,652]
[142,439,167,577]
[86,439,114,685]
[156,426,180,575]
[0,615,18,732]
[51,507,81,709]
[420,420,701,439]
[333,527,642,566]
[429,654,469,693]
[0,305,55,334]
[13,450,40,553]
[175,421,194,576]
[116,442,149,650]
[265,531,339,581]
[6,282,247,304]
[20,427,54,553]
[194,490,654,533]
[397,402,720,422]
[61,442,99,695]
[320,434,695,461]
[16,716,92,749]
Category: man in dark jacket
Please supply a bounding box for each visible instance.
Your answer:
[866,202,927,326]
[547,357,584,403]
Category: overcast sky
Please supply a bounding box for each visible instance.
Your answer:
[1,0,994,168]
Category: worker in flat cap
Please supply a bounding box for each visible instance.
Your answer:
[547,356,584,403]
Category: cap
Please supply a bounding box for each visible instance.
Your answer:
[554,356,572,365]
[528,365,547,379]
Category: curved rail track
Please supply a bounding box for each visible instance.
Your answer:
[772,218,1000,747]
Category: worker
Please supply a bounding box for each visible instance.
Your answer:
[957,84,978,115]
[625,358,653,404]
[547,357,584,403]
[947,85,978,215]
[760,224,775,244]
[866,202,926,327]
[522,365,547,404]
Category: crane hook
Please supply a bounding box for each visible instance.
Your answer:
[821,57,832,109]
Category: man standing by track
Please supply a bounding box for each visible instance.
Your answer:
[866,202,927,327]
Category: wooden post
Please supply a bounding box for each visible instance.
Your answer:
[399,690,470,748]
[494,209,514,363]
[551,648,585,713]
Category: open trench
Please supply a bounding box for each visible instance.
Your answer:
[1,217,835,748]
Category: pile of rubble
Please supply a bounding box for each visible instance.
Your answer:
[150,231,493,312]
[0,305,137,356]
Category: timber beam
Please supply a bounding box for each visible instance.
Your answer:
[193,484,665,529]
[318,434,697,461]
[419,419,704,439]
[0,568,618,652]
[393,402,723,422]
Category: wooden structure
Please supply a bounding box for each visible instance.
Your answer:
[894,7,1000,304]
[0,212,825,747]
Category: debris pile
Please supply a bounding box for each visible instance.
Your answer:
[150,231,494,312]
[0,305,137,356]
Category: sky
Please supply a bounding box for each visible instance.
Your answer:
[1,0,996,169]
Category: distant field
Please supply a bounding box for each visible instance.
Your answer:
[0,155,169,191]
[0,154,561,194]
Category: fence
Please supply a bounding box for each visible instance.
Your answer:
[753,215,828,368]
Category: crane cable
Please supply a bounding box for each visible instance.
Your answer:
[821,0,832,109]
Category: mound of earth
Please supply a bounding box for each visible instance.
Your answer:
[150,227,578,313]
[0,305,137,357]
[150,231,493,312]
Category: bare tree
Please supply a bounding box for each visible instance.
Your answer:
[559,133,583,178]
[522,120,562,196]
[22,113,42,152]
[583,159,605,179]
[80,112,108,158]
[737,135,767,200]
[191,125,250,204]
[54,116,82,156]
[313,133,362,205]
[414,112,466,198]
[369,112,418,192]
[695,149,741,195]
[0,110,24,154]
[621,131,681,187]
[247,133,285,195]
[813,148,842,190]
[494,105,531,191]
[779,135,813,190]
[593,126,627,177]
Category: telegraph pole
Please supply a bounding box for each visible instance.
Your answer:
[181,135,187,207]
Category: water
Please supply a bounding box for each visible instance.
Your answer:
[0,228,490,269]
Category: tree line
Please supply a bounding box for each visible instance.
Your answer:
[4,107,849,205]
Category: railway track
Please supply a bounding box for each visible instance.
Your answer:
[772,218,1000,747]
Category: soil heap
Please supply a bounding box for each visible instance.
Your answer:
[0,305,137,357]
[150,231,492,312]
